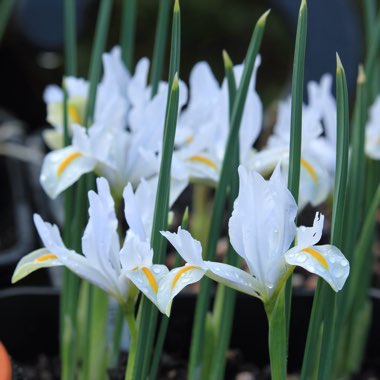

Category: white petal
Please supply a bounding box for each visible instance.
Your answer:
[33,214,117,295]
[12,248,62,283]
[82,179,120,287]
[42,129,64,150]
[160,228,206,268]
[297,212,324,247]
[228,165,296,288]
[40,146,96,198]
[33,214,66,252]
[157,265,206,316]
[120,234,153,270]
[125,265,169,311]
[285,244,349,291]
[299,155,331,208]
[123,183,148,241]
[204,261,262,299]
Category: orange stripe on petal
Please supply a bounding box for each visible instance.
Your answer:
[189,155,219,171]
[56,152,82,176]
[68,104,82,124]
[302,247,328,269]
[172,265,197,290]
[34,253,58,263]
[301,158,318,183]
[141,267,158,293]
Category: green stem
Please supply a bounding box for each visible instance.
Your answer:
[109,305,125,368]
[124,309,138,380]
[265,289,287,380]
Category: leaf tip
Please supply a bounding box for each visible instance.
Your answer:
[172,73,179,90]
[301,0,307,10]
[222,50,233,70]
[357,64,366,84]
[258,9,271,26]
[174,0,180,13]
[336,53,344,73]
[181,207,189,229]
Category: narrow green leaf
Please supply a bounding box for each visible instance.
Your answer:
[150,0,171,97]
[347,184,380,312]
[88,289,109,380]
[285,0,307,362]
[64,0,77,76]
[120,0,137,70]
[132,5,181,372]
[149,209,190,380]
[301,54,350,380]
[288,0,307,203]
[84,0,113,127]
[133,74,180,379]
[188,11,269,379]
[207,50,239,380]
[364,7,380,103]
[342,66,367,260]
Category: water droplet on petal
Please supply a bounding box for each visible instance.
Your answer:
[329,256,336,264]
[152,267,161,274]
[341,259,349,267]
[296,253,307,263]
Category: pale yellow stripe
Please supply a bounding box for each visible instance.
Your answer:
[34,253,58,263]
[189,155,219,171]
[56,152,82,176]
[172,265,197,290]
[302,247,328,269]
[301,158,318,183]
[141,267,158,293]
[68,104,82,125]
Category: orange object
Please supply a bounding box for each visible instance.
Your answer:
[0,342,12,380]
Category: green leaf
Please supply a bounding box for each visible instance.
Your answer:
[120,0,137,70]
[84,0,113,127]
[188,10,269,379]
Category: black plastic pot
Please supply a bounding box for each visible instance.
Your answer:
[0,287,59,362]
[0,139,34,287]
[1,286,379,375]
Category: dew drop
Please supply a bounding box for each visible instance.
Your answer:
[341,259,349,267]
[152,267,161,274]
[296,253,307,263]
[329,256,336,264]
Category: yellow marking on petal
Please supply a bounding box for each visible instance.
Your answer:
[34,253,58,263]
[189,155,219,171]
[302,247,329,269]
[172,265,197,290]
[301,158,318,184]
[141,267,158,293]
[185,135,193,144]
[56,152,82,176]
[68,104,82,124]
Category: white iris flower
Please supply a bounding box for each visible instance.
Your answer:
[158,165,349,315]
[12,178,168,311]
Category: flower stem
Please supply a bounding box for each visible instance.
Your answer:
[124,308,138,380]
[265,289,287,380]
